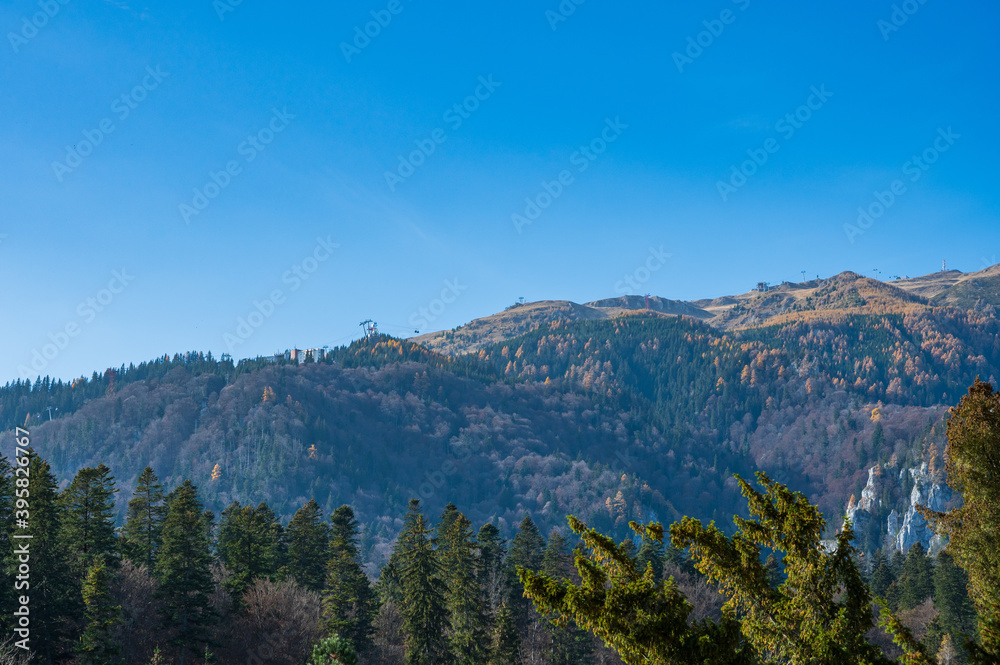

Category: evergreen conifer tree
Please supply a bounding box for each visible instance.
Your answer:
[520,473,929,665]
[0,453,16,632]
[323,504,376,655]
[637,535,666,582]
[285,498,330,592]
[121,466,166,570]
[933,550,979,651]
[507,514,546,636]
[869,548,895,599]
[155,480,217,665]
[440,512,488,665]
[488,600,520,665]
[541,531,593,665]
[475,520,508,640]
[397,499,450,665]
[435,503,460,561]
[202,509,217,556]
[923,379,1000,661]
[217,500,284,597]
[898,543,934,611]
[306,634,359,665]
[78,560,123,665]
[60,463,118,574]
[23,452,77,664]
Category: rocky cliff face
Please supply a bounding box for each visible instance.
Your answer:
[889,463,952,555]
[841,461,955,555]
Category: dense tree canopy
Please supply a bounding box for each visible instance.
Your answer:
[924,379,1000,662]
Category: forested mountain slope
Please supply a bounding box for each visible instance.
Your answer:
[3,285,998,570]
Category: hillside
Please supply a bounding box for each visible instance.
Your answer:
[930,263,1000,309]
[4,296,999,568]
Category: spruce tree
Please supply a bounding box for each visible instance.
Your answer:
[934,550,979,648]
[763,553,785,590]
[541,531,593,665]
[507,515,546,637]
[475,522,507,620]
[435,503,460,561]
[508,515,545,575]
[155,480,216,665]
[0,452,16,633]
[22,452,77,664]
[323,504,376,655]
[476,522,513,665]
[306,634,360,665]
[285,499,330,592]
[440,512,488,665]
[475,523,505,596]
[60,464,118,575]
[869,548,895,599]
[217,500,284,597]
[375,554,404,606]
[488,600,520,665]
[637,535,666,582]
[78,560,123,665]
[898,543,934,611]
[924,379,1000,661]
[397,499,450,665]
[202,508,217,556]
[121,466,166,570]
[520,472,929,665]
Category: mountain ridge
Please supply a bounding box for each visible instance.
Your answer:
[410,265,1000,356]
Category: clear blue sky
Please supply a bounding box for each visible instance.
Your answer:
[2,0,998,383]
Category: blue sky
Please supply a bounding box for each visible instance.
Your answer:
[2,0,998,383]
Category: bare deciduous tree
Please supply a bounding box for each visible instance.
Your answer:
[217,578,322,665]
[110,559,165,665]
[367,600,405,665]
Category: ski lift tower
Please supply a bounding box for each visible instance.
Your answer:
[359,319,379,340]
